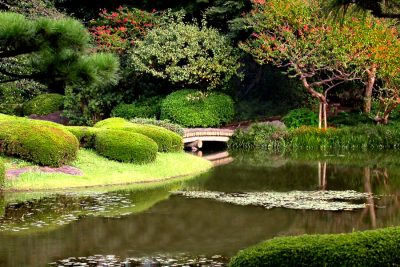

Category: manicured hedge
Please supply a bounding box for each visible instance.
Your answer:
[111,97,162,119]
[0,159,4,189]
[160,89,234,127]
[130,118,184,137]
[23,93,64,116]
[0,121,79,166]
[229,227,400,267]
[95,129,158,164]
[94,118,183,152]
[66,126,103,148]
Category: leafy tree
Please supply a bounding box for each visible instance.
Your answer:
[241,0,362,129]
[242,0,400,128]
[0,12,119,94]
[129,18,241,91]
[89,6,157,53]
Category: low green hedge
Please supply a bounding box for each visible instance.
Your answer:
[229,227,400,267]
[95,129,158,164]
[0,121,79,166]
[66,126,103,148]
[23,93,64,116]
[130,118,184,137]
[111,96,162,119]
[0,159,4,189]
[94,118,183,152]
[160,89,234,127]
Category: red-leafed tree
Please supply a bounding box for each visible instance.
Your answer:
[241,0,400,128]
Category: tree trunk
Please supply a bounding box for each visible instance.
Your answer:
[364,65,377,113]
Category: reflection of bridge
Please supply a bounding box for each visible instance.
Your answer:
[194,151,234,166]
[183,128,235,150]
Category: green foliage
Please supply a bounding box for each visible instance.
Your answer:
[229,123,400,151]
[23,93,64,116]
[0,12,119,94]
[0,120,79,167]
[329,112,373,127]
[130,118,184,136]
[0,80,44,116]
[229,226,400,267]
[94,117,183,152]
[94,129,158,164]
[66,126,102,148]
[282,108,318,128]
[228,123,288,150]
[111,97,162,119]
[89,6,157,53]
[288,125,400,150]
[129,19,241,91]
[0,158,4,189]
[160,89,235,127]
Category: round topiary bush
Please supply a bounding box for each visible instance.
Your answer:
[111,97,162,119]
[94,118,183,152]
[66,126,103,148]
[0,121,79,167]
[95,129,158,164]
[23,93,65,116]
[160,89,235,127]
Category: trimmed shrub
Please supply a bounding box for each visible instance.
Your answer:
[23,93,64,116]
[160,89,235,128]
[0,159,4,189]
[95,129,158,164]
[66,126,103,148]
[130,118,185,137]
[282,108,318,128]
[0,121,79,166]
[111,97,162,119]
[229,227,400,267]
[94,118,183,152]
[228,123,288,150]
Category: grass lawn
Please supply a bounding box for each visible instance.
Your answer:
[3,149,212,191]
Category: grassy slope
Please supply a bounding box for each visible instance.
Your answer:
[4,149,212,191]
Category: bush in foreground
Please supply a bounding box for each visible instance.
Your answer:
[95,129,158,164]
[282,108,318,128]
[94,118,183,152]
[66,126,103,148]
[229,227,400,267]
[23,94,64,116]
[0,121,79,166]
[160,89,234,128]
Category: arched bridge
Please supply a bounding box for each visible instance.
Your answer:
[183,128,235,150]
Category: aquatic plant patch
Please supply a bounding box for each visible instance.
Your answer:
[174,190,369,211]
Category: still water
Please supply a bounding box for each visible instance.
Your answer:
[1,151,400,266]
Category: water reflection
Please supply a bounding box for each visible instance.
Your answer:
[1,151,400,266]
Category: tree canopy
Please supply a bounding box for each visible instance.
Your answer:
[0,12,119,94]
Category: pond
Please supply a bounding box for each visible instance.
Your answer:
[1,151,400,266]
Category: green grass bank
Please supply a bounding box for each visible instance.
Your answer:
[3,149,212,191]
